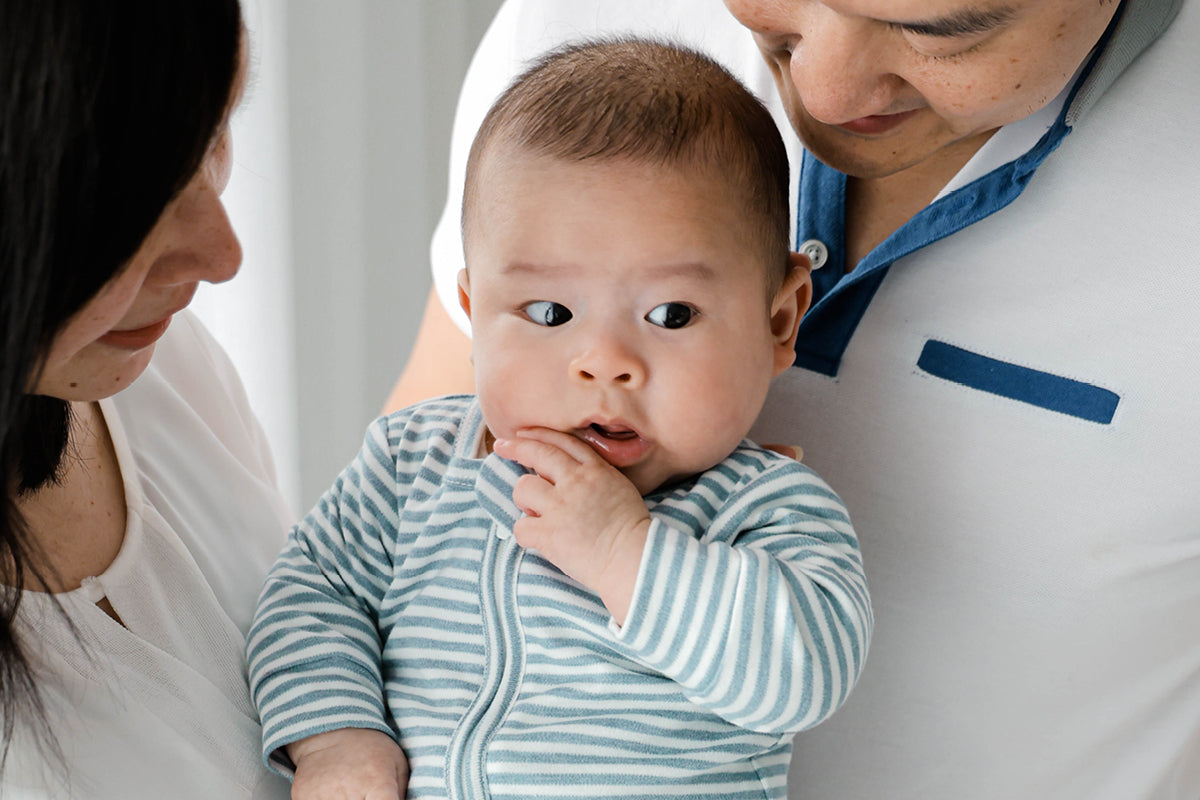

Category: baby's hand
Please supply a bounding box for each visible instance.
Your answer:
[286,728,409,800]
[492,427,651,625]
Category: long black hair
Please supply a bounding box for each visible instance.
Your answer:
[0,0,243,768]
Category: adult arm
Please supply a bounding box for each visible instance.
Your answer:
[382,287,475,414]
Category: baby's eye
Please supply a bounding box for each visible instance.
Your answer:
[523,301,573,326]
[645,302,696,329]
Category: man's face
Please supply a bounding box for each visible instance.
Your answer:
[724,0,1120,178]
[461,150,806,495]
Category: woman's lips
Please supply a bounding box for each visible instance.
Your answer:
[837,108,920,135]
[576,423,652,468]
[98,316,173,351]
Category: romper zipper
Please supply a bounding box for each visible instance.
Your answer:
[446,532,526,799]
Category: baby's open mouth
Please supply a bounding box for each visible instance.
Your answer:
[577,421,652,468]
[590,423,638,441]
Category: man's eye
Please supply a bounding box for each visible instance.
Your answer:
[645,302,696,329]
[523,301,573,326]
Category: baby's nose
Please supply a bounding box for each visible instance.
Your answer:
[570,338,647,387]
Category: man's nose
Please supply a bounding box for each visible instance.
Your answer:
[786,8,903,124]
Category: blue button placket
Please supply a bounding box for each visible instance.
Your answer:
[791,99,1075,378]
[786,30,1126,379]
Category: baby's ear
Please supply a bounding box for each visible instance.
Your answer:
[456,269,472,319]
[769,252,813,375]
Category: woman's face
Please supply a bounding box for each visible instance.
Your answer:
[724,0,1121,178]
[34,97,244,401]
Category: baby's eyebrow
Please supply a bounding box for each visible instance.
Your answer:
[641,262,717,282]
[889,5,1017,37]
[501,261,562,276]
[501,261,717,280]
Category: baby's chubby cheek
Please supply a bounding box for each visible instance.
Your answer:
[665,405,753,470]
[473,374,546,444]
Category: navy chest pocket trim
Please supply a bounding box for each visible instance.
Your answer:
[917,340,1120,425]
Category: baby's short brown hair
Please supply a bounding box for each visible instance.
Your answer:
[462,37,791,289]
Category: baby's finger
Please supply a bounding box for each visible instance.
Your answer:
[511,513,552,552]
[510,472,554,516]
[493,435,582,483]
[513,426,602,464]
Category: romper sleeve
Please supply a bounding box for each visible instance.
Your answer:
[608,455,872,736]
[245,411,417,773]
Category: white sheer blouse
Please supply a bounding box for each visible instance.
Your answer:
[8,312,293,799]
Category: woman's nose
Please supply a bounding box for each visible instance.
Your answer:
[153,174,243,287]
[570,334,647,388]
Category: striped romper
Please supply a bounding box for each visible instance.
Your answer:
[248,396,871,799]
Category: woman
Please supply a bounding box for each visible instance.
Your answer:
[1,2,291,797]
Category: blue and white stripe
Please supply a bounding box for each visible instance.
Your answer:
[247,395,871,798]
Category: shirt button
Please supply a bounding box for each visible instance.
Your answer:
[799,239,829,270]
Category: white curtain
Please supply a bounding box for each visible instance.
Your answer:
[193,0,502,513]
[193,0,298,508]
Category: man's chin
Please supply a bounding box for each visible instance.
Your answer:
[795,113,995,181]
[799,129,933,179]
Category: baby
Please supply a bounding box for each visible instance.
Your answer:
[248,37,871,800]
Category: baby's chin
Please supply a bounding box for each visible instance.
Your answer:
[619,459,723,498]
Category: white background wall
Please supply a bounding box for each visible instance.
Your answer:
[193,0,504,513]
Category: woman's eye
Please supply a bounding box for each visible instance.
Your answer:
[523,301,573,326]
[645,302,696,329]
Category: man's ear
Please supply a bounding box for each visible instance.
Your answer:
[769,251,813,376]
[456,268,472,320]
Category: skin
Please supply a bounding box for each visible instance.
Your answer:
[298,147,811,798]
[464,152,805,497]
[287,728,409,800]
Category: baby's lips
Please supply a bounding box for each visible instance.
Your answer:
[576,424,652,468]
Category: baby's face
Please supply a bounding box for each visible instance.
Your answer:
[461,151,804,494]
